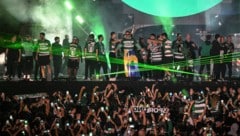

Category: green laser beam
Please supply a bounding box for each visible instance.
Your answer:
[4,42,240,67]
[2,42,240,78]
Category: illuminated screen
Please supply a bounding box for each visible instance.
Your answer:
[122,0,222,17]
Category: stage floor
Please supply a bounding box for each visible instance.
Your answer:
[0,80,240,95]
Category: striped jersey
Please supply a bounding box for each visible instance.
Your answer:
[149,44,162,62]
[122,38,136,51]
[172,40,185,60]
[117,38,141,57]
[193,99,206,114]
[38,39,51,56]
[163,40,173,58]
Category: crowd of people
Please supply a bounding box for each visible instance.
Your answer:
[0,30,236,82]
[0,83,240,135]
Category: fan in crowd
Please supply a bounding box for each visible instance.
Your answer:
[0,83,240,135]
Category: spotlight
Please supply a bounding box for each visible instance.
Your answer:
[65,1,73,11]
[76,15,84,24]
[218,21,222,26]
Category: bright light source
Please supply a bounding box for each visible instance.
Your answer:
[218,21,222,26]
[215,14,219,18]
[122,0,222,17]
[65,1,73,10]
[76,15,84,24]
[0,53,5,65]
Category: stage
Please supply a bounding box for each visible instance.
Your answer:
[0,80,239,96]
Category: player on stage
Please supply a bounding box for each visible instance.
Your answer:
[148,34,163,81]
[184,34,198,81]
[52,37,63,80]
[36,32,52,81]
[67,36,82,81]
[172,33,185,79]
[21,35,34,81]
[109,32,121,81]
[162,33,173,81]
[84,34,97,80]
[96,35,109,81]
[116,30,141,78]
[224,35,234,80]
[199,35,212,81]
